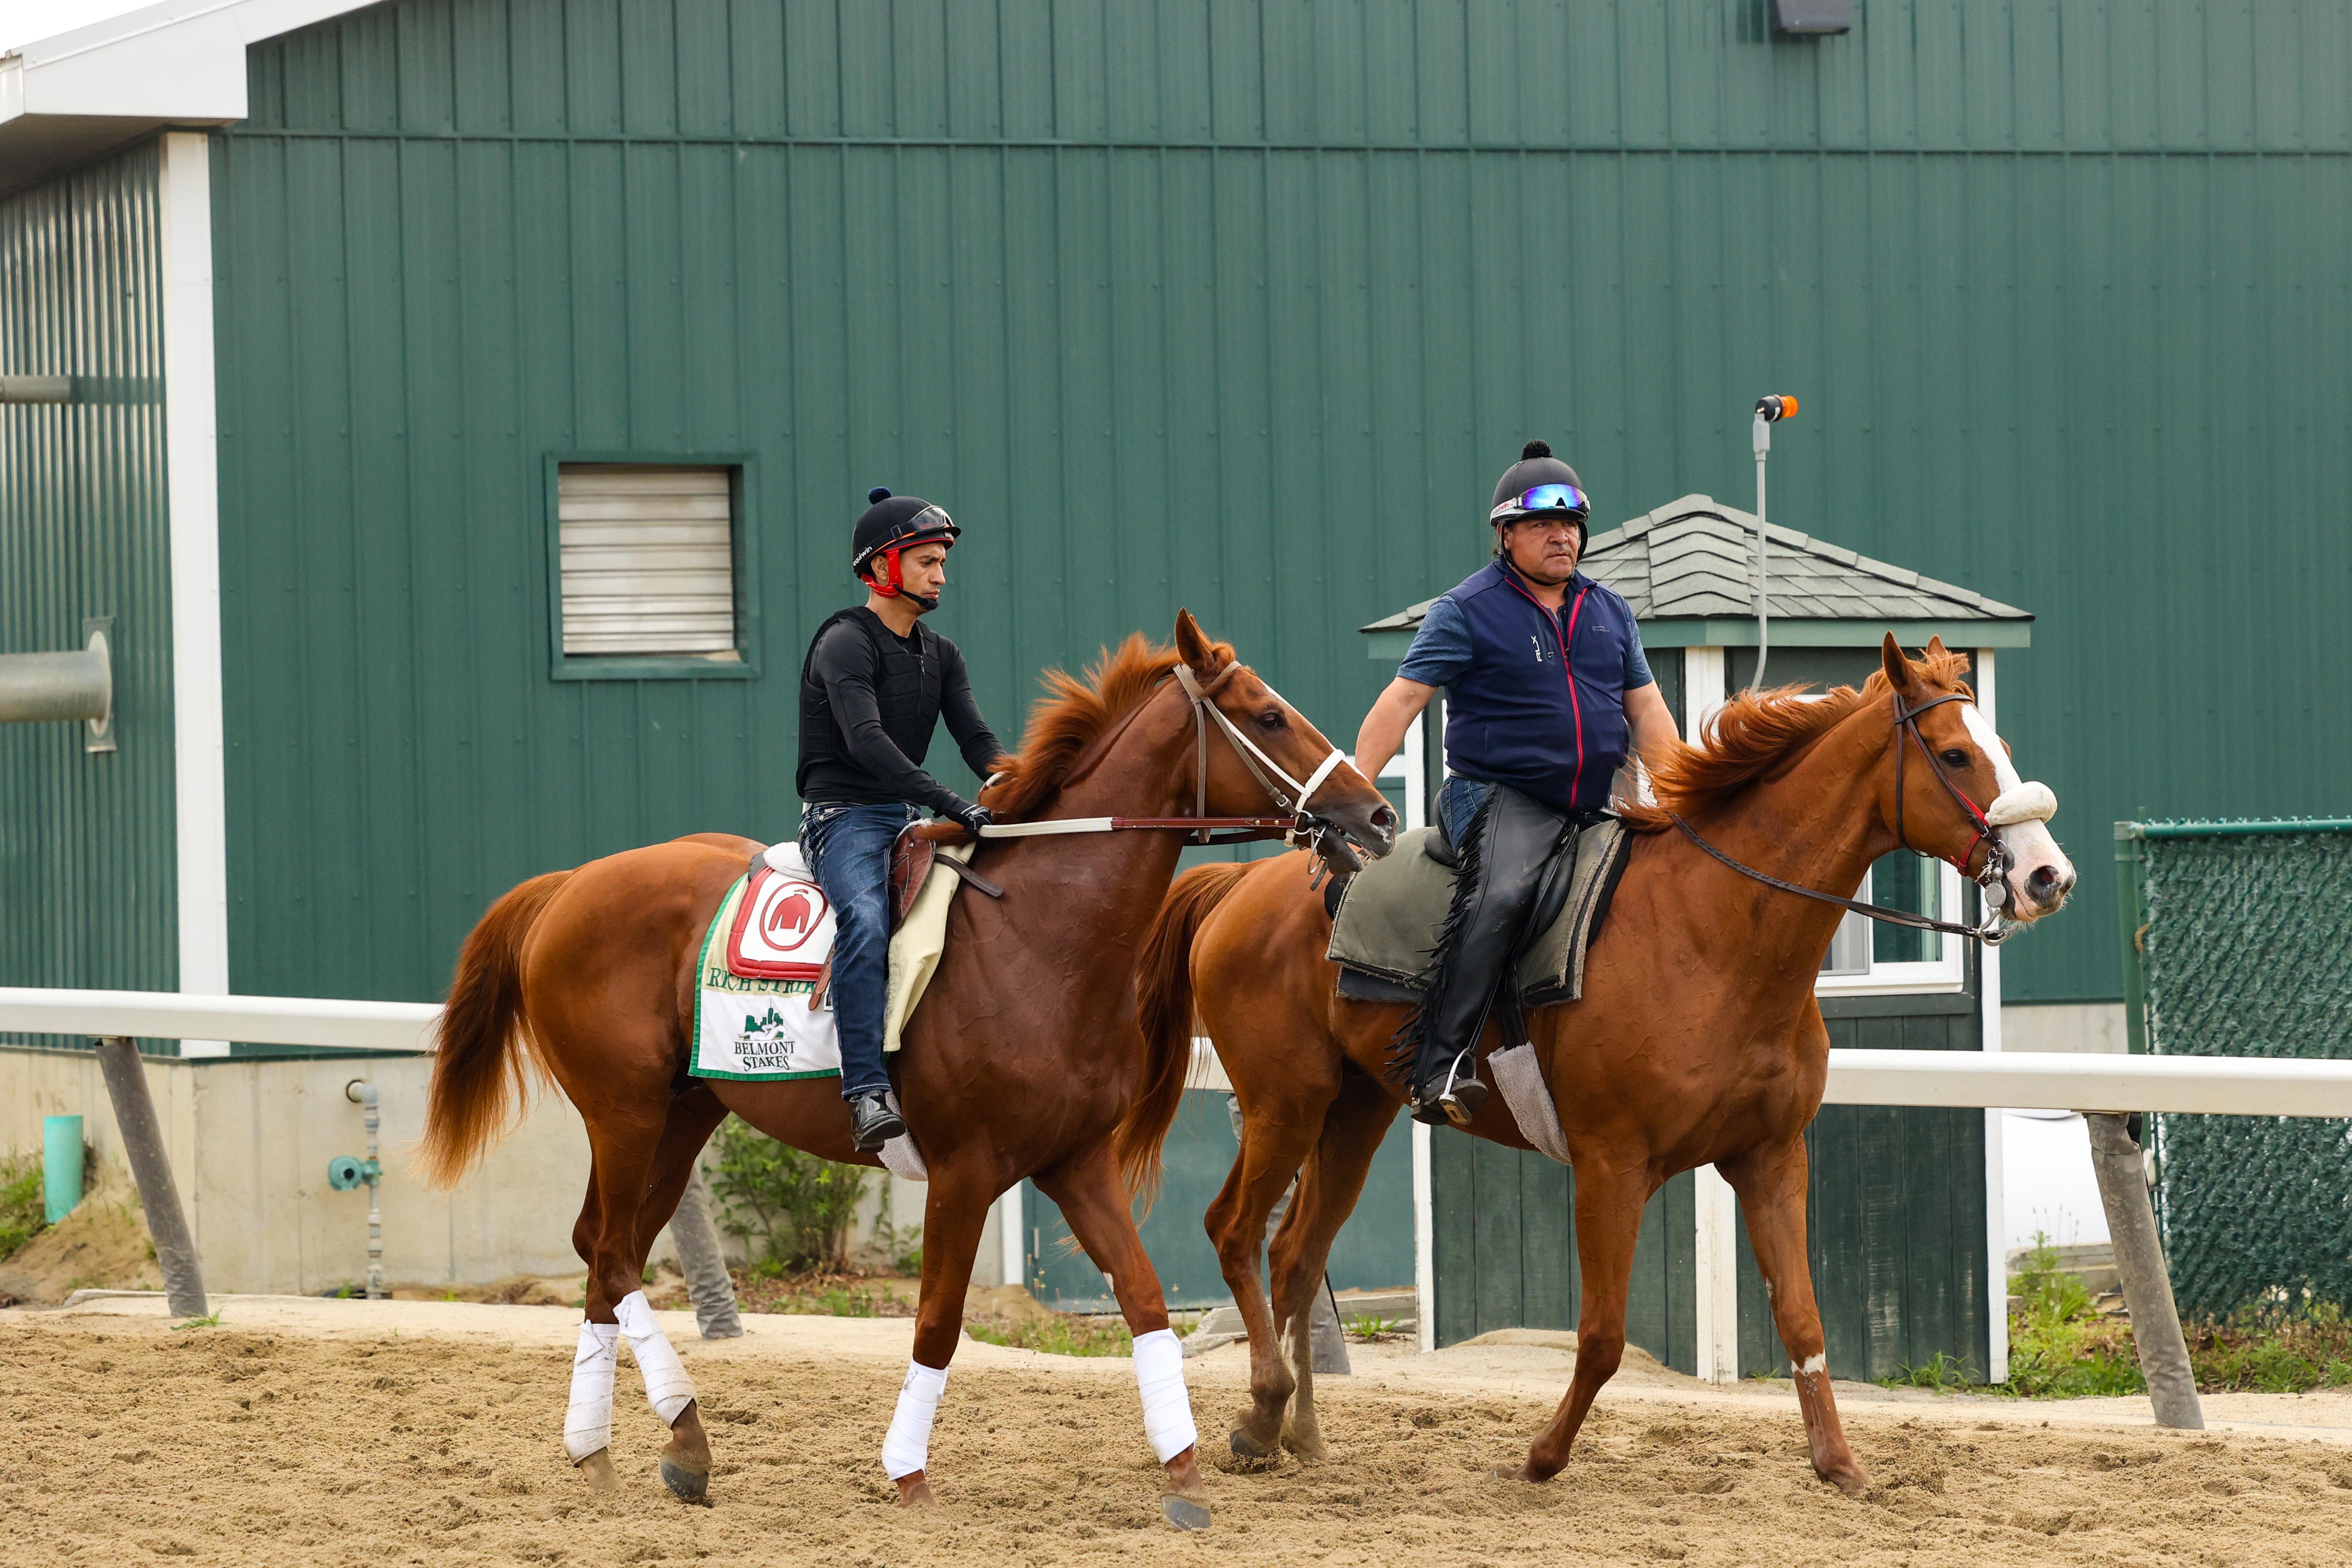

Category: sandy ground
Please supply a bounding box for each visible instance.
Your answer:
[10,1295,2352,1566]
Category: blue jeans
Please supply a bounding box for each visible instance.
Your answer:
[1435,776,1496,849]
[801,801,920,1098]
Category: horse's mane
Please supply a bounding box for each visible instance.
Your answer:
[981,633,1233,821]
[1617,644,1973,832]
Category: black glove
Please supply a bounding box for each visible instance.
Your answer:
[951,801,993,839]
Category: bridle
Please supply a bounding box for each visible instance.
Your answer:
[967,661,1371,867]
[1669,688,2041,946]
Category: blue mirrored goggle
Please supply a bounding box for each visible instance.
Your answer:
[1491,482,1589,523]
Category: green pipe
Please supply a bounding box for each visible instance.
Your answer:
[2116,818,2352,840]
[43,1114,84,1225]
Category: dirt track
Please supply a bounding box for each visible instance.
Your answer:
[10,1297,2352,1566]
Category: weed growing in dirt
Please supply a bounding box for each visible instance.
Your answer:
[1346,1314,1403,1342]
[708,1117,869,1272]
[1883,1352,1974,1392]
[963,1315,1135,1357]
[2001,1234,2146,1398]
[1993,1235,2352,1398]
[0,1152,46,1263]
[2189,1304,2352,1392]
[170,1310,223,1332]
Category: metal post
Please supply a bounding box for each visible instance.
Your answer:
[667,1167,744,1339]
[345,1081,385,1299]
[2084,1111,2203,1430]
[1752,409,1771,689]
[91,1037,207,1317]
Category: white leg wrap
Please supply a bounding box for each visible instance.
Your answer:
[564,1321,619,1462]
[615,1289,697,1426]
[1132,1328,1198,1464]
[882,1360,949,1480]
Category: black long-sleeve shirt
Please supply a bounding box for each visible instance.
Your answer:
[796,612,1003,817]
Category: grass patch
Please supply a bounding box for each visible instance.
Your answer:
[1887,1234,2352,1400]
[2189,1306,2352,1393]
[1346,1313,1406,1342]
[170,1310,223,1331]
[729,1267,912,1320]
[1883,1351,1975,1392]
[963,1315,1135,1358]
[0,1151,47,1264]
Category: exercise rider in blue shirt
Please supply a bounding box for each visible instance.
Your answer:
[1353,442,1681,1127]
[797,490,1004,1151]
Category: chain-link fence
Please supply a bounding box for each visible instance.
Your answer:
[2118,819,2352,1321]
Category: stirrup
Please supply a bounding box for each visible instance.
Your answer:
[1413,1054,1489,1129]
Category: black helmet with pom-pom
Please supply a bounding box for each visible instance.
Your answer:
[851,486,961,604]
[1488,439,1590,547]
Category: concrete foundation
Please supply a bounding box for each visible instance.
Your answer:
[1,1045,974,1297]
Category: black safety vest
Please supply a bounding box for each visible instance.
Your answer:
[795,607,944,798]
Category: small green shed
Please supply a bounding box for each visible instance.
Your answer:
[1365,494,2034,1384]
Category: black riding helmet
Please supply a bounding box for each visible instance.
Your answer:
[852,487,960,606]
[1488,440,1590,551]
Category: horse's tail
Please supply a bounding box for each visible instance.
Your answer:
[1120,860,1255,1210]
[417,869,572,1189]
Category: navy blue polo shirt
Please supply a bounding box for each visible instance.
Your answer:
[1398,561,1653,816]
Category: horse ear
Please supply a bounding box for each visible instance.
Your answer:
[1880,631,1917,694]
[1923,634,1950,661]
[1174,609,1221,675]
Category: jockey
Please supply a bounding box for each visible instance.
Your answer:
[1354,442,1681,1126]
[797,488,1004,1150]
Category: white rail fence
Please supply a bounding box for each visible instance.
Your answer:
[11,986,2350,1116]
[10,984,2346,1429]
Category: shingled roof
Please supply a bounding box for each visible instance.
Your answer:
[1362,494,2032,650]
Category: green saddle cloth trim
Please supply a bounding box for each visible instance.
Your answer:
[1324,819,1630,1006]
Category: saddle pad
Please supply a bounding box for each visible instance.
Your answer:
[727,844,833,979]
[693,868,841,1080]
[1325,820,1633,1006]
[691,841,974,1081]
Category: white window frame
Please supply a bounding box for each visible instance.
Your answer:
[1680,646,1965,998]
[1812,857,1968,996]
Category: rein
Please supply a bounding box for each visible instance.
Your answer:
[1667,690,2017,946]
[965,661,1350,850]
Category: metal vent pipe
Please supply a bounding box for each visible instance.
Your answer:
[0,624,113,750]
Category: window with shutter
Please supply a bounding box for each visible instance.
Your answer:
[556,464,738,658]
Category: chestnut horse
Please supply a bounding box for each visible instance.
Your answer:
[416,612,1394,1516]
[1136,636,2075,1492]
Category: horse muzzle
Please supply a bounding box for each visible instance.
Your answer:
[1315,798,1398,869]
[1995,818,2075,922]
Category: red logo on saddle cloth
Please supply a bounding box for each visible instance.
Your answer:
[726,867,833,980]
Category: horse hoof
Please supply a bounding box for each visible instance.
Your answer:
[896,1471,934,1507]
[1279,1422,1328,1461]
[1821,1466,1870,1498]
[1492,1461,1548,1484]
[659,1455,711,1505]
[1227,1426,1277,1462]
[1162,1494,1212,1531]
[575,1450,618,1492]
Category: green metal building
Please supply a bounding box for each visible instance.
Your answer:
[7,0,2351,1369]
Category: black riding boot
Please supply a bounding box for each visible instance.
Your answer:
[1404,784,1573,1127]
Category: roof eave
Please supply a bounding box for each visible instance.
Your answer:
[1,0,379,196]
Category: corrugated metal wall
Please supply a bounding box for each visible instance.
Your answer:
[213,0,2352,1004]
[0,140,180,1025]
